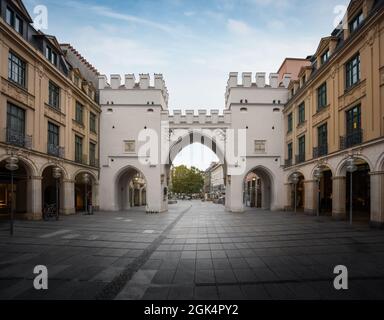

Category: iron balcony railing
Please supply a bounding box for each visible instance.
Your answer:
[89,158,99,168]
[4,128,32,149]
[285,159,293,167]
[313,144,328,159]
[47,144,65,158]
[340,129,363,150]
[295,153,306,165]
[75,154,89,165]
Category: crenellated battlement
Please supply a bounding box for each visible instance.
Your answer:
[226,72,292,90]
[225,72,291,108]
[98,73,169,105]
[162,109,231,126]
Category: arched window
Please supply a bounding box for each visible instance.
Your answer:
[240,107,248,112]
[147,108,154,113]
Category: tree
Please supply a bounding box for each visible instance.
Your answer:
[171,165,204,195]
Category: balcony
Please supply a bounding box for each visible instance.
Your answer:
[4,128,32,149]
[75,155,88,165]
[89,158,99,168]
[295,153,306,165]
[313,144,328,159]
[47,144,65,158]
[285,159,293,168]
[340,129,363,150]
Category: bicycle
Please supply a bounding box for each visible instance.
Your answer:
[43,204,59,221]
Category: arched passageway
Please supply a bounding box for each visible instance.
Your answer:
[244,167,273,210]
[75,172,97,213]
[0,158,31,218]
[115,166,147,211]
[41,166,63,215]
[317,166,333,216]
[288,172,305,212]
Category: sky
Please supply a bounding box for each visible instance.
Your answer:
[24,0,349,170]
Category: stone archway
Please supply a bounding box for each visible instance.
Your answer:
[74,171,98,213]
[243,166,274,210]
[335,157,372,224]
[115,166,147,211]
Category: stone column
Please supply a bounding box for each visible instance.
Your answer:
[28,176,42,220]
[370,171,384,228]
[283,183,292,211]
[62,179,75,215]
[304,180,317,215]
[332,176,346,220]
[92,182,100,211]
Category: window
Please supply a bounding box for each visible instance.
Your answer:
[124,140,136,153]
[75,136,83,163]
[287,113,293,133]
[321,50,330,65]
[15,16,23,34]
[6,7,13,25]
[343,105,362,148]
[317,82,327,111]
[346,54,360,89]
[48,81,60,109]
[6,103,25,147]
[74,75,80,87]
[317,123,328,157]
[8,52,26,87]
[298,102,305,125]
[75,102,84,124]
[89,142,96,166]
[5,7,23,35]
[254,140,266,153]
[47,122,60,156]
[346,105,361,134]
[349,11,364,33]
[287,143,293,160]
[90,112,97,133]
[45,46,57,65]
[298,135,306,163]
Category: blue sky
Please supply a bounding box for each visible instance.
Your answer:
[24,0,349,170]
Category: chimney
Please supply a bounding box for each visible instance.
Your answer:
[282,73,292,88]
[269,73,279,88]
[228,72,238,88]
[242,72,252,87]
[98,75,107,89]
[124,74,135,89]
[139,74,150,89]
[154,74,164,90]
[256,73,266,87]
[110,74,121,89]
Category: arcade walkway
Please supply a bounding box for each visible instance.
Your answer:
[0,201,384,300]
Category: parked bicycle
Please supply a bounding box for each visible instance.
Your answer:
[43,203,59,221]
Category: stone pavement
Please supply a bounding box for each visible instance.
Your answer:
[1,201,384,300]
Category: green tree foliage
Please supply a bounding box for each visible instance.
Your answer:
[171,165,204,195]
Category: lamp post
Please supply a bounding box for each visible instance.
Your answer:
[313,167,323,217]
[5,156,19,236]
[290,173,300,214]
[346,156,357,225]
[83,173,90,215]
[52,167,62,220]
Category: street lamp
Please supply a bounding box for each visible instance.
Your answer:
[313,166,323,217]
[290,172,300,214]
[5,156,19,236]
[83,173,90,215]
[52,167,62,220]
[346,156,357,225]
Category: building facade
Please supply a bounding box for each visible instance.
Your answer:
[0,0,100,220]
[283,0,384,227]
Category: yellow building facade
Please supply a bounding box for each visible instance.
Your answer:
[0,0,100,220]
[283,0,384,227]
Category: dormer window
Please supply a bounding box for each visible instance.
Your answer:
[349,11,364,34]
[320,50,330,65]
[45,46,58,65]
[5,6,23,35]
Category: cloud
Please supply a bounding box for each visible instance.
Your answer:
[227,19,255,36]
